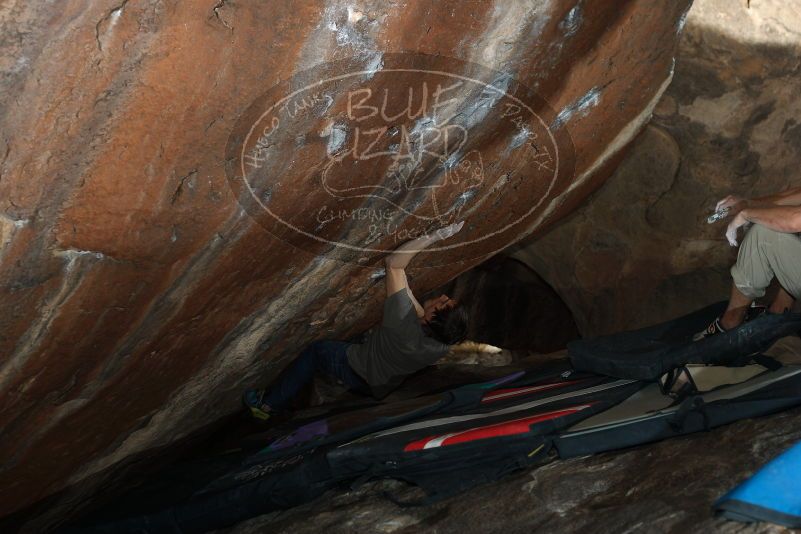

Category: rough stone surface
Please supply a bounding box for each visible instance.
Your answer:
[435,256,580,352]
[0,0,691,526]
[514,0,801,336]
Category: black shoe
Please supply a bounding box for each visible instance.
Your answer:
[745,303,768,322]
[693,316,726,341]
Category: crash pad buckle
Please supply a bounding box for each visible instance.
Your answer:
[668,395,711,433]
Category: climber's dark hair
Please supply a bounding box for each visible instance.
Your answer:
[425,305,469,345]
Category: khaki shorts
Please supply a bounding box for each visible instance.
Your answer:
[731,224,801,300]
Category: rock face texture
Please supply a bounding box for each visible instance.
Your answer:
[435,256,579,352]
[515,0,801,336]
[0,0,690,526]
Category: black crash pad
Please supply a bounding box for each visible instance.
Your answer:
[568,302,801,381]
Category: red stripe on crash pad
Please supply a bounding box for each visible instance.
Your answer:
[481,379,586,403]
[403,404,594,452]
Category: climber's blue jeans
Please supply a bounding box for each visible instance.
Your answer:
[263,340,369,410]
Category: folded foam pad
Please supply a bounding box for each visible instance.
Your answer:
[555,365,801,457]
[326,371,645,503]
[568,302,801,380]
[75,362,626,533]
[714,440,801,528]
[242,370,528,466]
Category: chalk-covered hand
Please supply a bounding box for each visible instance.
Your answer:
[716,195,746,213]
[725,212,748,247]
[436,221,465,241]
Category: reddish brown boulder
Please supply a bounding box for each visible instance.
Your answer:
[0,0,690,526]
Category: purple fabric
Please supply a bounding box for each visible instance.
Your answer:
[269,419,329,451]
[487,370,526,387]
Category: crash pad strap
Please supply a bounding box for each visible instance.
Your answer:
[750,353,782,371]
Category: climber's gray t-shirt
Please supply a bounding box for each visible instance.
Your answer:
[346,289,449,396]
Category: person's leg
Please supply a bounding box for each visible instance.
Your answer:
[249,341,367,417]
[770,287,796,314]
[306,340,370,394]
[728,224,801,324]
[763,230,801,309]
[257,341,324,412]
[720,283,753,330]
[724,224,778,329]
[697,225,786,340]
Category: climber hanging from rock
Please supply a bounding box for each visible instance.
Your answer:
[694,185,801,340]
[243,222,470,420]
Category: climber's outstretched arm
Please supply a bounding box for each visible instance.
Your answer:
[384,222,464,316]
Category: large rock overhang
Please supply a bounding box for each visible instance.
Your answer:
[0,0,691,526]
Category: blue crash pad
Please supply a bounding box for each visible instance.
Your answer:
[714,440,801,527]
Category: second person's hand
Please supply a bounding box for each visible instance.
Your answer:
[725,212,749,247]
[716,195,747,214]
